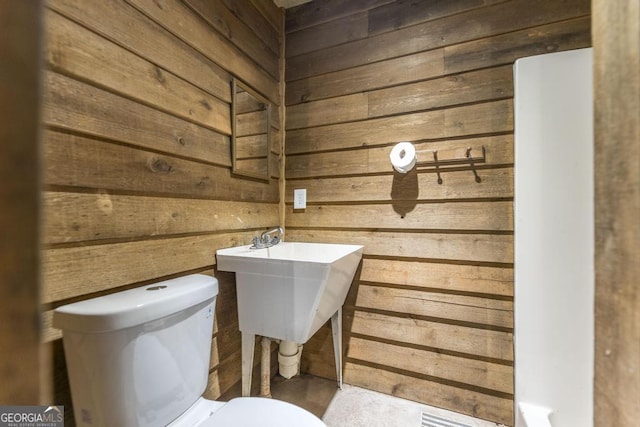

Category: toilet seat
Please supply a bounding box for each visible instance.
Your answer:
[169,397,325,427]
[202,397,325,427]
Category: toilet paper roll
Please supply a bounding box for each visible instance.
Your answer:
[389,142,417,173]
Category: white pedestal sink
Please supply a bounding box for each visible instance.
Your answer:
[216,241,363,395]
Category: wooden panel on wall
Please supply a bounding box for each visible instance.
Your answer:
[593,0,640,425]
[45,9,231,135]
[41,0,284,418]
[286,0,590,81]
[47,0,232,101]
[125,0,279,102]
[0,0,43,404]
[284,0,591,425]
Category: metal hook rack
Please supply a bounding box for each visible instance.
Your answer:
[415,145,485,184]
[414,145,486,167]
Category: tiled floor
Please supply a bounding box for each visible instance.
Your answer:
[268,374,505,427]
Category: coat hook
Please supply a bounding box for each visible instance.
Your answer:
[433,150,443,184]
[466,147,482,183]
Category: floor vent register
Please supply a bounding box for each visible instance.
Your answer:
[421,412,473,427]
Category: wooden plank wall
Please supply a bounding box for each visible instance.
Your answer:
[0,0,43,405]
[593,0,640,425]
[40,0,283,419]
[284,0,591,424]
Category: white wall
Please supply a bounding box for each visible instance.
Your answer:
[514,48,593,427]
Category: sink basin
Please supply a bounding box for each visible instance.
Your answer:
[217,241,363,396]
[216,242,363,343]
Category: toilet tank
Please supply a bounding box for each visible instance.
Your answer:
[53,274,218,427]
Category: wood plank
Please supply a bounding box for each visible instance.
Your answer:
[353,282,513,312]
[285,229,513,264]
[270,105,282,131]
[593,0,640,424]
[41,231,257,303]
[286,49,444,104]
[237,111,269,136]
[211,327,241,365]
[285,0,391,33]
[235,158,269,178]
[349,310,513,361]
[43,129,278,202]
[186,0,279,68]
[367,0,508,36]
[285,100,512,155]
[236,89,269,114]
[0,0,42,404]
[205,350,242,399]
[286,92,369,130]
[368,65,513,118]
[344,363,513,425]
[285,11,368,58]
[126,0,279,103]
[42,191,279,244]
[45,10,231,134]
[286,201,513,232]
[300,345,336,379]
[286,0,590,81]
[355,285,512,328]
[359,258,513,297]
[41,311,60,343]
[44,71,232,165]
[47,0,232,102]
[249,0,283,35]
[444,16,592,74]
[212,270,240,332]
[207,342,278,400]
[347,337,513,394]
[270,147,281,180]
[222,0,281,55]
[286,66,512,129]
[271,127,283,154]
[235,135,269,157]
[285,166,514,202]
[286,135,513,177]
[286,110,444,154]
[444,99,513,137]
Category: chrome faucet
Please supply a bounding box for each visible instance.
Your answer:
[251,226,284,249]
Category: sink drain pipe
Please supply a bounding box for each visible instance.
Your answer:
[278,340,303,379]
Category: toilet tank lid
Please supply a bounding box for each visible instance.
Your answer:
[53,274,218,333]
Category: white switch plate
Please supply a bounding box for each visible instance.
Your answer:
[294,188,306,209]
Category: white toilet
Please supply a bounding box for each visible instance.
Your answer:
[53,274,326,427]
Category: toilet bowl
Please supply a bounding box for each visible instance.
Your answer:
[518,402,552,427]
[53,274,325,427]
[169,397,324,426]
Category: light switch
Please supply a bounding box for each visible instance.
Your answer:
[294,189,306,209]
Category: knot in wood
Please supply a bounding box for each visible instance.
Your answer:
[153,66,166,84]
[546,43,559,52]
[148,157,173,173]
[199,99,212,110]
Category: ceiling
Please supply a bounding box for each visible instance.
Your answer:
[273,0,312,8]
